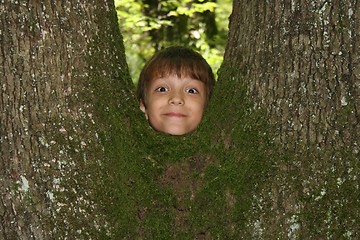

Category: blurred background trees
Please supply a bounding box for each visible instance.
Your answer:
[115,0,231,82]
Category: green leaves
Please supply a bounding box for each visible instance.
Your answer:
[169,1,217,17]
[114,0,232,83]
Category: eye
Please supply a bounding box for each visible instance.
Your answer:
[186,88,199,94]
[155,86,168,92]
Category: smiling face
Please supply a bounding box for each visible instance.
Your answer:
[140,75,207,135]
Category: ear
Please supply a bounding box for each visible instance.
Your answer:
[139,99,148,119]
[139,99,146,113]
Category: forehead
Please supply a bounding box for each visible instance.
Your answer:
[146,55,209,84]
[149,74,206,86]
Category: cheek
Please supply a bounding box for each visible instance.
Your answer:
[145,99,165,118]
[192,98,207,111]
[147,98,163,110]
[189,102,206,122]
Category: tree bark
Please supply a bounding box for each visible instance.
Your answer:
[0,1,133,239]
[218,0,360,238]
[2,0,359,239]
[225,0,359,152]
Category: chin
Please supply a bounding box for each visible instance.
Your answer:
[150,122,196,135]
[167,131,187,136]
[162,130,186,136]
[159,127,193,136]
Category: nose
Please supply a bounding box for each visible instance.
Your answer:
[169,92,184,105]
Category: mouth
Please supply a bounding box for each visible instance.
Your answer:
[163,112,187,118]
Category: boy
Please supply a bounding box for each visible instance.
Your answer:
[137,46,215,135]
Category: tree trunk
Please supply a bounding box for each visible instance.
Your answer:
[0,1,133,239]
[226,0,359,152]
[2,0,359,239]
[218,0,360,238]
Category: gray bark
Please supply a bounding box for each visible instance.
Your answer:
[226,0,359,152]
[0,1,132,239]
[2,0,359,239]
[221,0,360,238]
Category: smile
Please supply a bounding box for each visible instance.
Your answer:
[163,112,187,117]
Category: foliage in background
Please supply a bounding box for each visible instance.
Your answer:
[114,0,232,83]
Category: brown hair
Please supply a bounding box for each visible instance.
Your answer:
[136,46,215,104]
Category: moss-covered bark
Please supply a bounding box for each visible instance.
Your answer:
[0,0,134,238]
[103,0,359,238]
[220,0,360,238]
[2,0,358,239]
[100,61,277,238]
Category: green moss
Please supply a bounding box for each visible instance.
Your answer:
[89,14,360,236]
[170,63,277,238]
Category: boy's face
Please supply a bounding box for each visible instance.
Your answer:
[140,74,207,135]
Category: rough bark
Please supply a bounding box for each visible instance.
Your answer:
[2,0,359,239]
[219,0,360,238]
[226,0,359,152]
[0,1,133,239]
